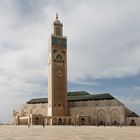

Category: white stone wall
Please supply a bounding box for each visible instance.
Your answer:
[13,103,48,124]
[126,117,140,126]
[14,104,48,116]
[69,99,126,125]
[13,99,140,126]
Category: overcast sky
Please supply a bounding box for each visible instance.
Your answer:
[0,0,140,122]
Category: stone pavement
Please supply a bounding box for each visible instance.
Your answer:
[0,125,140,140]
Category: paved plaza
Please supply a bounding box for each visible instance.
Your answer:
[0,126,140,140]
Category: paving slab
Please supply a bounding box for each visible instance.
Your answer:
[0,125,140,140]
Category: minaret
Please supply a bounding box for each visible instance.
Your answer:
[48,14,67,120]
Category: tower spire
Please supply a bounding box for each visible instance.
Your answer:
[56,12,58,19]
[53,12,63,36]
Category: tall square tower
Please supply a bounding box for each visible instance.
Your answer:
[48,14,67,117]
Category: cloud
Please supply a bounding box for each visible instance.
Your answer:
[65,0,140,80]
[0,0,49,121]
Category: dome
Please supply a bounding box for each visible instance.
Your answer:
[54,19,62,25]
[53,13,62,25]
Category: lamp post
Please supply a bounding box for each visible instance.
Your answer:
[77,115,79,126]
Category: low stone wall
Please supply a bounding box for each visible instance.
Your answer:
[126,117,140,126]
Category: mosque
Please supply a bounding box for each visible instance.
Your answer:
[13,15,140,126]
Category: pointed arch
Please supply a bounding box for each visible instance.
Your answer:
[34,110,44,116]
[97,109,106,125]
[23,112,28,117]
[110,109,120,125]
[75,108,89,116]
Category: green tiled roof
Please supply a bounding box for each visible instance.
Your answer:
[68,91,90,96]
[27,91,115,104]
[27,98,48,104]
[68,93,115,102]
[127,112,139,117]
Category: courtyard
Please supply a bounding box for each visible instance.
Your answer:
[0,125,140,140]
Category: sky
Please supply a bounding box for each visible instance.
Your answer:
[0,0,140,122]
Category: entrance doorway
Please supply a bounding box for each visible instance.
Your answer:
[35,117,40,125]
[81,118,85,125]
[68,119,71,125]
[99,120,104,125]
[58,118,62,125]
[112,120,119,126]
[130,119,136,126]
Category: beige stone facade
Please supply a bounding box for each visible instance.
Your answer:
[13,96,139,126]
[13,15,140,126]
[69,99,126,125]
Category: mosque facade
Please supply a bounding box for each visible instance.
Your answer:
[13,15,140,126]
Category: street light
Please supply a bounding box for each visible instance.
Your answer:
[77,115,79,126]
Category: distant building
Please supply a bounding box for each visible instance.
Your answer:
[13,15,140,126]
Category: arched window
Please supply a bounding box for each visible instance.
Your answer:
[56,27,61,36]
[55,54,63,63]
